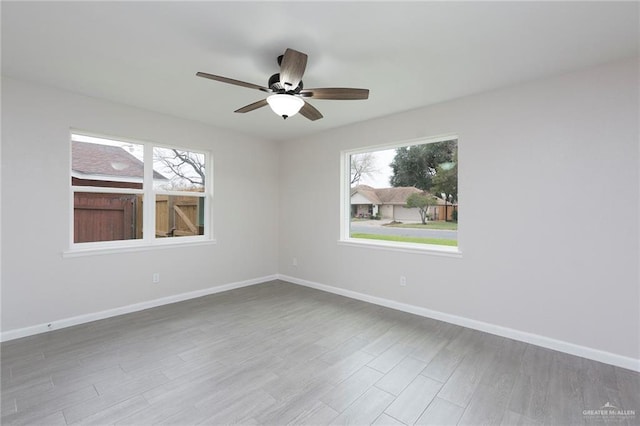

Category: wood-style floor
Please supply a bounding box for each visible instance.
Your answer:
[1,280,638,425]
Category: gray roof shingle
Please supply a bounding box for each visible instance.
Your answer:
[351,185,453,206]
[72,142,166,180]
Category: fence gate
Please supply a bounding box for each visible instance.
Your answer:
[155,195,200,237]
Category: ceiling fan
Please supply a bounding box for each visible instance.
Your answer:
[196,48,369,121]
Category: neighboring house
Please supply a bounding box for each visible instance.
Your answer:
[350,185,383,218]
[350,185,457,221]
[72,142,201,242]
[71,141,166,188]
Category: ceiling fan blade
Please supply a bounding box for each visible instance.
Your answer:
[299,88,369,100]
[234,99,269,113]
[279,48,307,91]
[196,72,271,92]
[299,100,323,121]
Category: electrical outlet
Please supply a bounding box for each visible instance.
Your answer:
[292,257,298,267]
[400,276,407,286]
[152,273,160,283]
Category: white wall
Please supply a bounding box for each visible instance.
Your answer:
[2,58,638,368]
[1,77,279,333]
[278,58,640,363]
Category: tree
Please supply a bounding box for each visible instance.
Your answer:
[390,140,457,192]
[350,152,378,185]
[431,150,458,220]
[405,192,438,224]
[431,159,457,202]
[155,148,205,190]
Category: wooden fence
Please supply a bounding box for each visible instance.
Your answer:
[75,193,202,243]
[154,195,202,237]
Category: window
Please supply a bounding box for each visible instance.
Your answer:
[70,132,211,250]
[341,135,459,253]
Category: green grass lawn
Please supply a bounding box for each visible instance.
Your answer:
[383,221,458,230]
[351,233,458,247]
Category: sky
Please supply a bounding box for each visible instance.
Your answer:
[357,148,396,188]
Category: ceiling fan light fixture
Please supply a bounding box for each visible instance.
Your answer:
[266,94,304,119]
[197,48,367,121]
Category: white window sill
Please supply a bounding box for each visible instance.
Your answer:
[338,238,462,258]
[63,238,217,258]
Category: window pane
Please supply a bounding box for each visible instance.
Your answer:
[349,139,458,247]
[155,195,205,238]
[74,192,143,243]
[153,147,205,192]
[71,135,144,189]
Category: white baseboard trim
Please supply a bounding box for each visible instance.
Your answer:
[0,275,278,343]
[3,273,638,372]
[278,274,640,372]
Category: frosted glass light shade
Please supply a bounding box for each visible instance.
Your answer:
[266,94,304,119]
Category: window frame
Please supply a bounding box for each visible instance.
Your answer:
[339,134,461,257]
[66,130,214,256]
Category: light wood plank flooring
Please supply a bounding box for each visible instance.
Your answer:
[1,280,638,425]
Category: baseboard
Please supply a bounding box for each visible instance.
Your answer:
[3,273,638,372]
[278,274,640,372]
[0,274,278,343]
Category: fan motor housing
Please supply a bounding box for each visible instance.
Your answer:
[268,73,303,94]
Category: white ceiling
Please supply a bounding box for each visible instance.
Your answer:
[2,1,638,142]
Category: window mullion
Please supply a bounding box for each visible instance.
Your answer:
[70,186,144,195]
[205,152,212,239]
[143,143,155,243]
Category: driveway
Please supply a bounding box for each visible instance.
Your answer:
[350,221,458,240]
